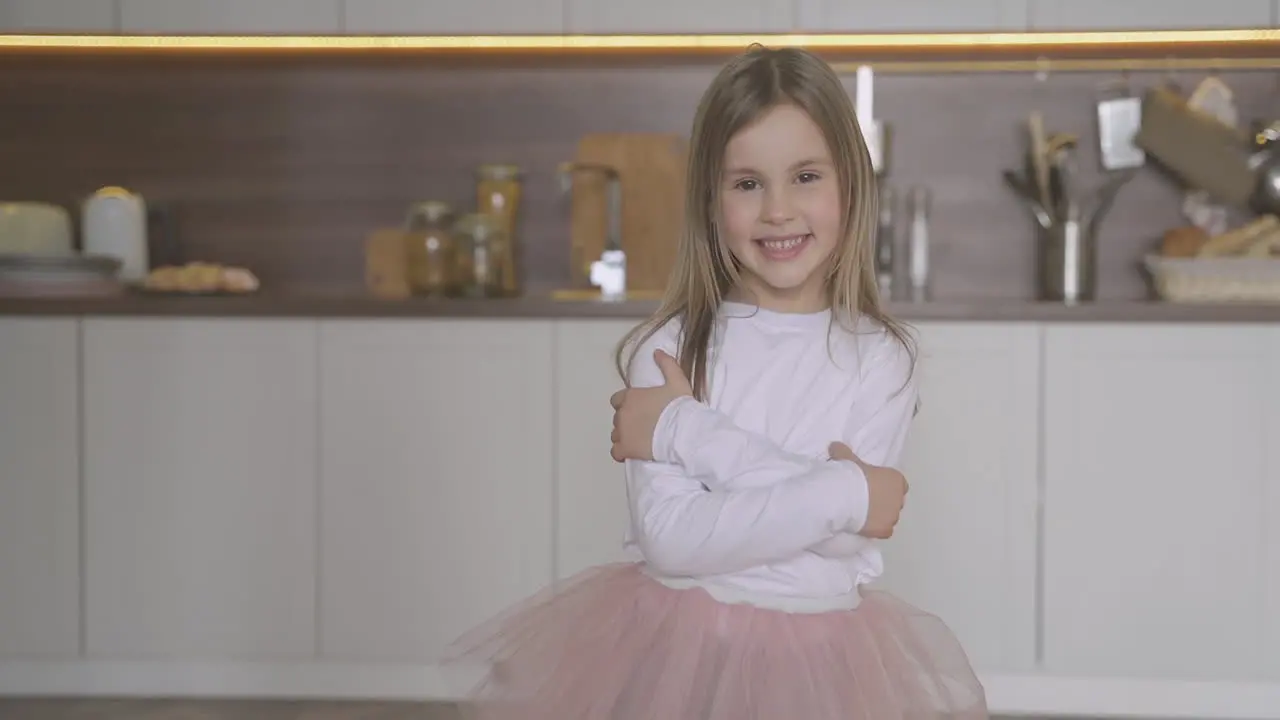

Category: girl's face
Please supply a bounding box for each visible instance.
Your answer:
[717,102,844,313]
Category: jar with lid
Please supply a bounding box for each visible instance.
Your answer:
[452,212,508,298]
[475,163,523,295]
[403,200,458,297]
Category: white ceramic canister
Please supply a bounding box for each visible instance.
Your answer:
[82,186,149,283]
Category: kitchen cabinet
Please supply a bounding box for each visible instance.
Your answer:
[81,318,319,659]
[1041,324,1280,681]
[342,0,565,34]
[795,0,1027,32]
[1028,0,1273,30]
[118,0,342,34]
[565,0,792,34]
[0,319,81,660]
[875,322,1039,674]
[6,310,1280,713]
[0,0,116,32]
[553,320,636,580]
[317,320,555,663]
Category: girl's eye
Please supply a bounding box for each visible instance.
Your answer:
[797,171,820,184]
[734,178,760,191]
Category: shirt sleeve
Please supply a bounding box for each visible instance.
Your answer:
[621,321,870,577]
[625,459,869,577]
[840,334,920,469]
[811,336,921,557]
[648,330,920,559]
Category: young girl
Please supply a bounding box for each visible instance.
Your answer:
[444,45,988,719]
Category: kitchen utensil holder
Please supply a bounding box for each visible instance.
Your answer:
[1038,218,1096,304]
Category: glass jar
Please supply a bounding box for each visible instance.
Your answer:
[475,163,523,296]
[452,212,508,298]
[403,200,457,297]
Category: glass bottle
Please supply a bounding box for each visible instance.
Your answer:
[475,163,523,296]
[907,186,932,303]
[452,212,507,298]
[875,183,897,301]
[403,200,457,297]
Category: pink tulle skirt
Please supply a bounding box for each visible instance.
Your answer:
[442,562,988,719]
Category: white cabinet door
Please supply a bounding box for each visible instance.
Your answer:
[1029,0,1272,29]
[553,319,637,581]
[1042,324,1276,681]
[875,322,1040,674]
[343,0,564,34]
[82,318,319,659]
[318,320,555,663]
[0,319,81,659]
[119,0,342,33]
[796,0,1027,32]
[0,0,116,32]
[566,0,791,33]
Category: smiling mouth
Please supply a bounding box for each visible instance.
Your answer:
[755,234,812,260]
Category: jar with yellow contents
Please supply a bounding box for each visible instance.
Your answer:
[475,163,523,296]
[403,200,458,297]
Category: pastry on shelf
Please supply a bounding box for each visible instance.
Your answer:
[1159,225,1210,258]
[1194,215,1279,257]
[142,262,260,294]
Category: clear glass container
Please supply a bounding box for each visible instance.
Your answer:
[403,200,457,297]
[452,212,508,298]
[907,185,932,303]
[475,163,523,296]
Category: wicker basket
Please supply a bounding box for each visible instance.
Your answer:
[1144,253,1280,303]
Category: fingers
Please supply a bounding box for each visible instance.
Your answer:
[827,441,855,462]
[653,349,692,392]
[610,389,625,462]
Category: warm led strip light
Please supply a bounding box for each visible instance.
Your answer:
[0,28,1275,53]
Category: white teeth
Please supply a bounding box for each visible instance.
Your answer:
[760,235,807,250]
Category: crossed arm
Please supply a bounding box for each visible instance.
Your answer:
[620,337,918,578]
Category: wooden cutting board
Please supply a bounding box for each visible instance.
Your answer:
[567,133,689,293]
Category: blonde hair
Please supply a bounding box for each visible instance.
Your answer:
[616,44,917,399]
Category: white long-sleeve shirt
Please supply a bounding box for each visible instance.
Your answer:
[622,301,919,609]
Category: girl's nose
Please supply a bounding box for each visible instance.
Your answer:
[760,187,795,224]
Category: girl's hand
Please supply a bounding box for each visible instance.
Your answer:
[610,349,693,462]
[828,442,909,539]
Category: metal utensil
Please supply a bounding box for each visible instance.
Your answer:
[1096,77,1146,170]
[1084,168,1138,244]
[1002,170,1054,229]
[1250,150,1280,214]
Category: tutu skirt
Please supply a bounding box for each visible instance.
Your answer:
[442,562,989,719]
